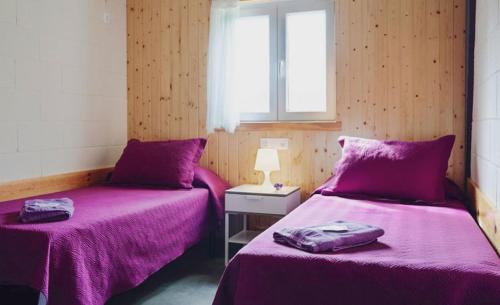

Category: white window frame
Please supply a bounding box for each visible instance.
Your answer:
[238,0,336,122]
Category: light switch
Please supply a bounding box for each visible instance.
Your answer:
[260,138,289,150]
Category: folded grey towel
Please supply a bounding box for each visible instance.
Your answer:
[19,198,74,223]
[273,221,384,253]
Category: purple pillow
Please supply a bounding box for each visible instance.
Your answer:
[148,138,207,164]
[322,135,455,203]
[111,138,207,189]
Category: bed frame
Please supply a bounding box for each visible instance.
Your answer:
[468,179,500,255]
[0,168,113,202]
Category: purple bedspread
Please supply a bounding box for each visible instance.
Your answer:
[0,168,229,305]
[213,195,500,305]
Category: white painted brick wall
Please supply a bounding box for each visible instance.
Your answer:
[0,123,18,153]
[473,0,500,208]
[0,0,127,183]
[0,56,15,88]
[13,90,41,121]
[0,152,41,181]
[0,0,16,24]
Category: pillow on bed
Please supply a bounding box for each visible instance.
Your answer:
[111,138,207,189]
[321,135,455,203]
[147,138,207,164]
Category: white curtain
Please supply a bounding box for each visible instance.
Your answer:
[206,0,240,134]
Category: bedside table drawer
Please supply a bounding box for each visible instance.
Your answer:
[225,192,300,215]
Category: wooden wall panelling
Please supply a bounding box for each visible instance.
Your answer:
[227,133,239,185]
[326,131,341,178]
[151,0,162,139]
[170,0,180,138]
[312,132,325,190]
[400,0,414,140]
[360,0,371,137]
[127,0,135,139]
[208,133,219,173]
[138,0,146,138]
[127,0,467,227]
[452,0,466,186]
[0,168,113,203]
[148,0,156,139]
[216,132,227,181]
[188,0,199,138]
[198,0,209,168]
[127,0,134,138]
[180,0,190,139]
[371,0,387,139]
[386,0,400,139]
[335,0,348,125]
[426,0,440,140]
[345,0,362,135]
[412,0,425,140]
[438,0,453,140]
[159,0,171,139]
[233,121,342,131]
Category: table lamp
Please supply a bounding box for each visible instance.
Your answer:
[254,148,280,188]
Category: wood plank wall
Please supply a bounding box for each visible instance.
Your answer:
[127,0,466,229]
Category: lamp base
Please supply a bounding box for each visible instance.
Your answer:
[261,171,274,189]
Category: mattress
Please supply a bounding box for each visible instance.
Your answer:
[213,194,500,305]
[0,185,216,305]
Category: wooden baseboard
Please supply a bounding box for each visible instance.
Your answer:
[0,168,113,202]
[467,179,500,255]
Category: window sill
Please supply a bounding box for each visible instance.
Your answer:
[233,121,342,132]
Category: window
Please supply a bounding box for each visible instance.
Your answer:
[234,0,335,122]
[234,14,273,115]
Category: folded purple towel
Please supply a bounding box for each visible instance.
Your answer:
[273,221,384,253]
[19,198,74,223]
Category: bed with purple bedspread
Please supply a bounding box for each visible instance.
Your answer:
[213,194,500,305]
[0,167,229,305]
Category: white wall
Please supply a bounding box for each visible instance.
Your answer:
[472,0,500,207]
[0,0,126,182]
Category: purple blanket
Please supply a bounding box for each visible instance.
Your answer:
[0,168,230,305]
[273,221,384,253]
[213,195,500,305]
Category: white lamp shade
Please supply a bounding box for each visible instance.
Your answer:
[254,148,280,172]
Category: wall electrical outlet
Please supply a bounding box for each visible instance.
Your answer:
[260,138,289,150]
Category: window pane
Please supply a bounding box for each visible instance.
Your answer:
[235,16,270,113]
[286,10,327,113]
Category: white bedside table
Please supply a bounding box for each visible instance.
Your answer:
[224,184,301,264]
